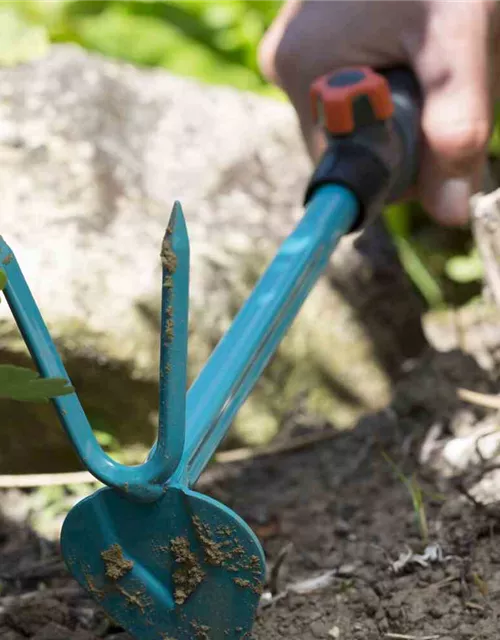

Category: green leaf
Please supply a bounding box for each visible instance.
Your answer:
[393,235,444,308]
[0,7,49,66]
[445,249,484,283]
[0,269,6,291]
[0,364,74,402]
[72,5,265,90]
[489,103,500,156]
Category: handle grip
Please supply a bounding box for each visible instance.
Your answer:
[305,66,422,228]
[382,67,421,199]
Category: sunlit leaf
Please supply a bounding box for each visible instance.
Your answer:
[94,429,120,449]
[72,4,265,90]
[445,249,484,283]
[0,364,74,402]
[490,103,500,156]
[0,7,49,66]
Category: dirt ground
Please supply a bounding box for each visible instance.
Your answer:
[2,327,500,638]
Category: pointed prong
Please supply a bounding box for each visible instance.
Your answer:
[156,201,190,478]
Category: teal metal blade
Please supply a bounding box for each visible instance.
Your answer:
[157,201,189,476]
[61,484,265,640]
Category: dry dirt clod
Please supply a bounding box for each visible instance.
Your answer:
[170,536,205,605]
[32,622,95,640]
[191,516,227,566]
[160,238,177,274]
[165,318,175,342]
[190,619,211,639]
[100,544,134,580]
[115,585,149,614]
[310,620,328,638]
[4,599,71,637]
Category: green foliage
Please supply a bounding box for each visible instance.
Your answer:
[0,272,74,402]
[0,364,74,402]
[1,0,283,96]
[445,248,484,284]
[382,452,429,545]
[0,6,49,66]
[385,206,445,309]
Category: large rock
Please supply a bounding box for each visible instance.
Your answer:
[0,45,426,473]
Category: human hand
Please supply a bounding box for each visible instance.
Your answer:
[259,0,500,226]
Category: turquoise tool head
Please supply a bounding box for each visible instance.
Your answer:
[0,203,266,639]
[1,183,362,637]
[61,486,265,639]
[57,202,265,638]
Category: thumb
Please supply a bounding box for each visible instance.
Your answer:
[410,3,492,226]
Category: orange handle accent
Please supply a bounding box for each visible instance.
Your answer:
[310,67,394,135]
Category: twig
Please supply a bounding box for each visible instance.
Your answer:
[465,600,486,611]
[457,388,500,410]
[260,568,340,609]
[267,542,293,595]
[0,470,99,489]
[214,429,338,464]
[0,430,339,489]
[422,575,458,591]
[384,634,440,640]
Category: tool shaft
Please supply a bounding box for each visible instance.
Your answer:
[178,185,358,486]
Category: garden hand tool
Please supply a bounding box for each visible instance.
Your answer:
[0,66,420,639]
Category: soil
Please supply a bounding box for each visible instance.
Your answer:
[2,341,500,639]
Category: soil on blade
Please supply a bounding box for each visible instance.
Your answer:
[2,339,500,639]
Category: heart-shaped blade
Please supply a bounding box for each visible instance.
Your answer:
[61,485,265,639]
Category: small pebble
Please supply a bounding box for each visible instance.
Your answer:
[310,620,328,638]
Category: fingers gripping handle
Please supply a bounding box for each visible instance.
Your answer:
[306,66,422,228]
[382,67,421,199]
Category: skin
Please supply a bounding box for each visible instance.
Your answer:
[258,0,500,226]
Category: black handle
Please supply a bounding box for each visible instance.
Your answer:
[382,67,422,200]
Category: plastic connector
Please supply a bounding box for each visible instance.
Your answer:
[305,67,421,230]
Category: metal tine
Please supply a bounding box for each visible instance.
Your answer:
[157,200,189,473]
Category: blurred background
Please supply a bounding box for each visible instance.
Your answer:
[1,0,499,312]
